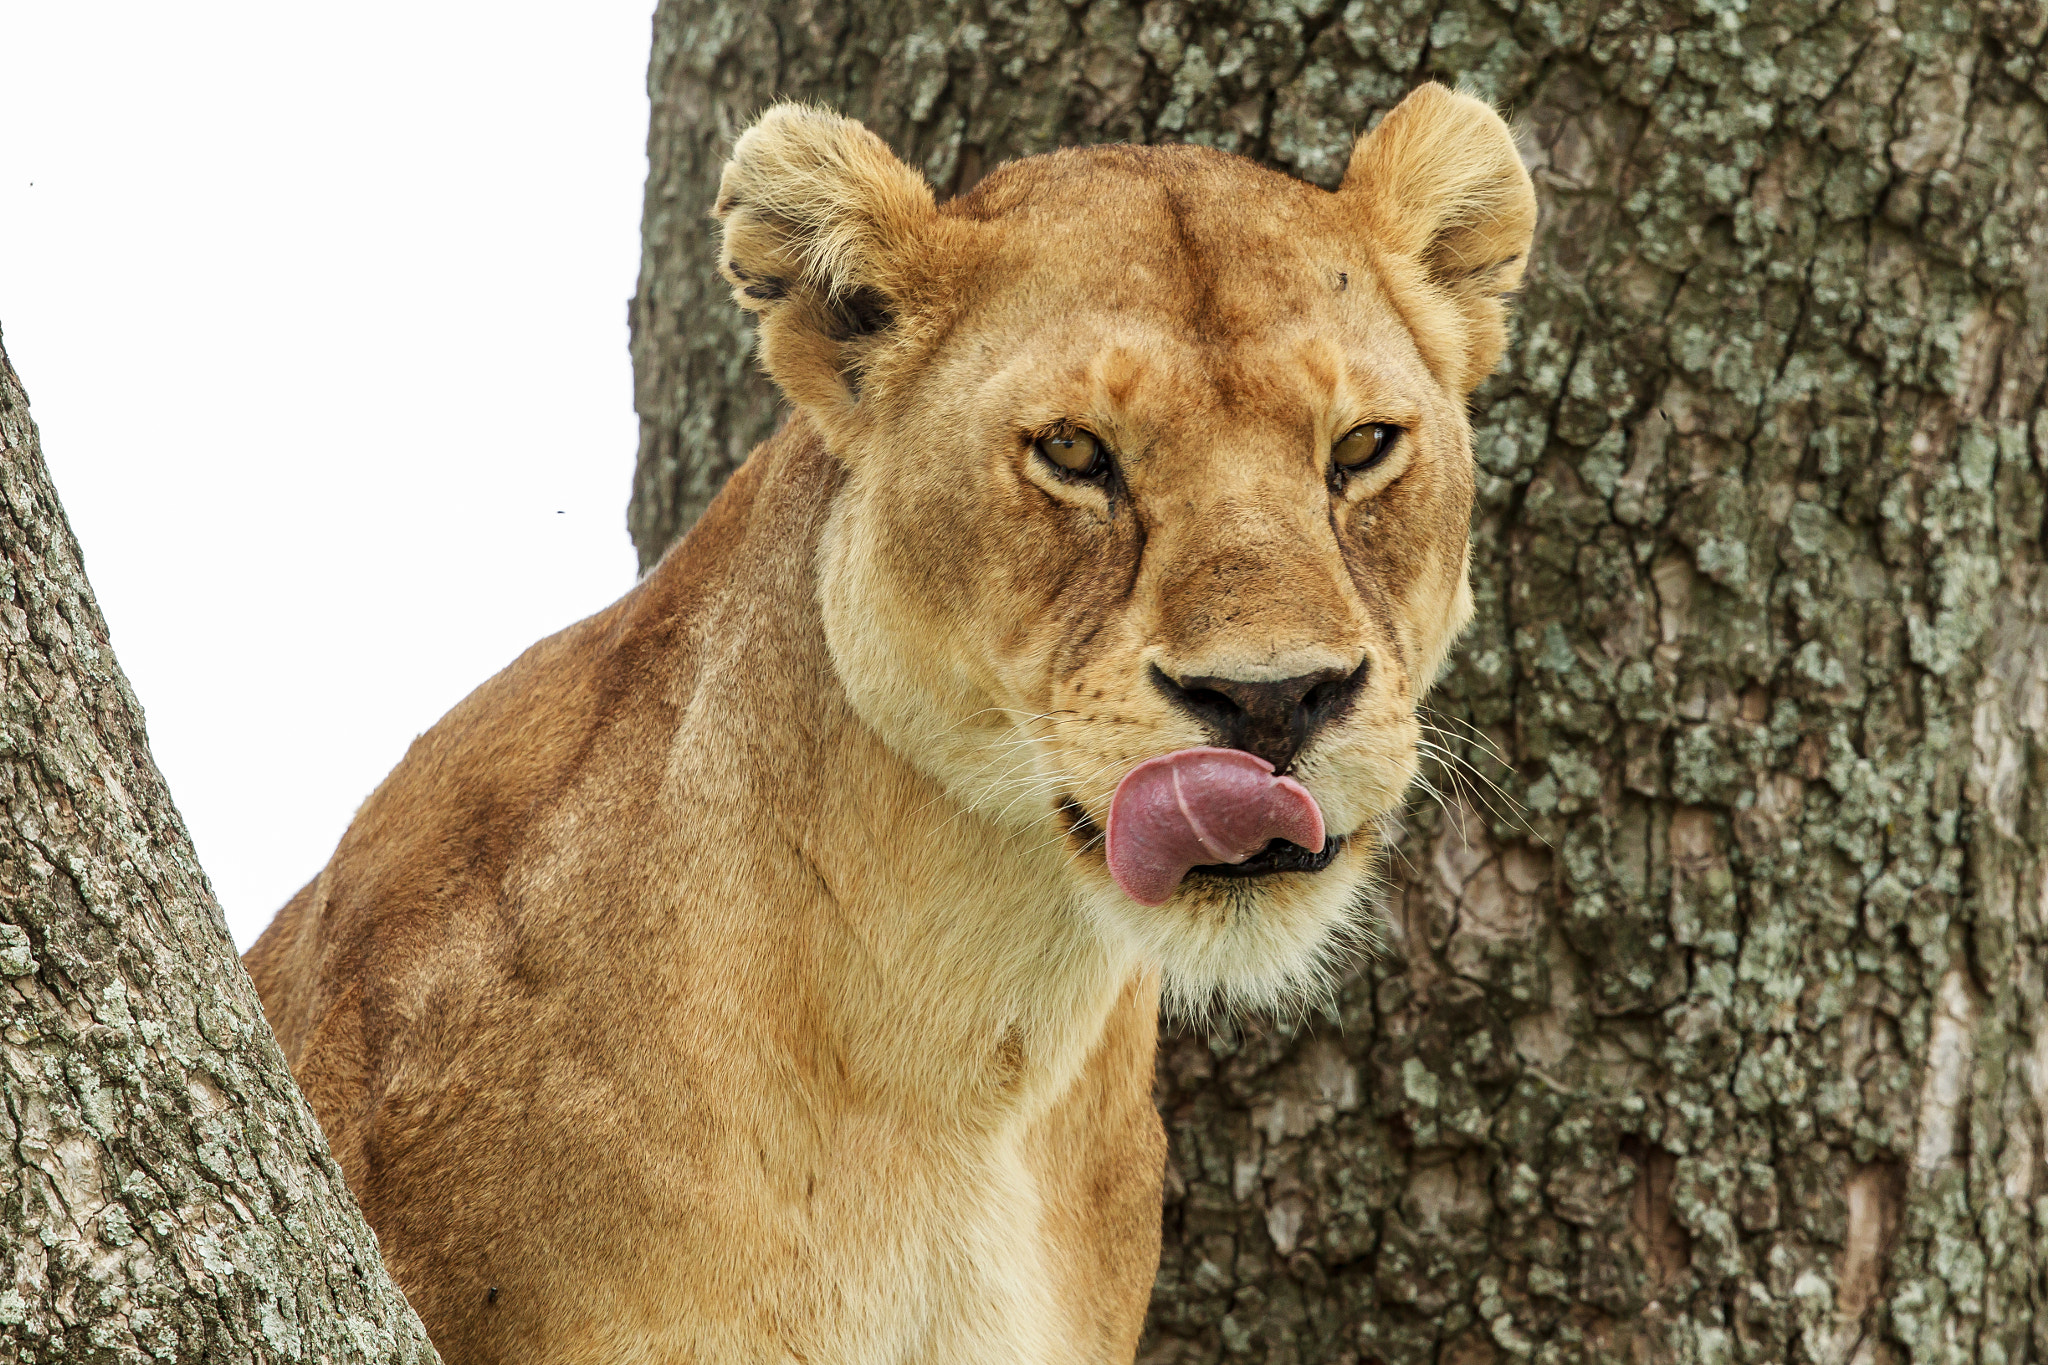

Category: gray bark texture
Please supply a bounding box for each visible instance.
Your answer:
[0,330,438,1363]
[629,3,2048,1362]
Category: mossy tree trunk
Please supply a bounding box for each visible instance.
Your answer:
[0,331,437,1363]
[629,2,2048,1360]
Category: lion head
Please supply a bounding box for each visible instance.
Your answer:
[715,86,1535,1013]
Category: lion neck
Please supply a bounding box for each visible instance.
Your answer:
[667,415,1149,1133]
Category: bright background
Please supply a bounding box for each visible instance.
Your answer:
[0,3,656,947]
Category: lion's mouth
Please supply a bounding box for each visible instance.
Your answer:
[1061,794,1347,885]
[1189,835,1345,880]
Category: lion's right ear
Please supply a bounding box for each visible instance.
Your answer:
[1339,85,1537,395]
[716,105,938,418]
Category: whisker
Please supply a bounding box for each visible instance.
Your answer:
[1413,746,1491,833]
[1413,734,1525,832]
[1413,728,1516,795]
[907,738,1042,821]
[1379,823,1420,880]
[1418,706,1513,767]
[996,756,1127,837]
[979,744,1135,835]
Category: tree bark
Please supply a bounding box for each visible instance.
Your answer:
[0,330,437,1363]
[630,3,2048,1361]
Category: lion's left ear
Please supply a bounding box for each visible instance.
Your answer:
[715,104,938,418]
[1339,85,1537,395]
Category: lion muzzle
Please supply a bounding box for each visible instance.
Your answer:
[1104,747,1327,905]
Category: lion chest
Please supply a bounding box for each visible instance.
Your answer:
[606,1112,1148,1365]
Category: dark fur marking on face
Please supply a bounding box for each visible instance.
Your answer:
[1058,604,1116,676]
[1338,271,1349,292]
[1161,187,1224,346]
[1030,525,1089,614]
[1057,795,1104,849]
[1116,509,1149,606]
[1044,482,1149,679]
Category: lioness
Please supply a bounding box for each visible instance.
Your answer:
[245,84,1534,1363]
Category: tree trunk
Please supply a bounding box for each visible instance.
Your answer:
[629,3,2048,1361]
[0,330,437,1363]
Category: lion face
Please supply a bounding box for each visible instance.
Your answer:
[718,88,1535,1010]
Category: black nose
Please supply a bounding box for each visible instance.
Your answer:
[1150,658,1368,772]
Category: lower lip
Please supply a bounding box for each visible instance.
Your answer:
[1186,835,1347,880]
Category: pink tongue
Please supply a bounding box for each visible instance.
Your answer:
[1104,747,1326,906]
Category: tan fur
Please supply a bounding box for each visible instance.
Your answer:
[244,86,1533,1363]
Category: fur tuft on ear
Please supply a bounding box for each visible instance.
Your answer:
[715,104,938,415]
[1340,84,1537,393]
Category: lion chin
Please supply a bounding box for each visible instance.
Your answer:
[1083,844,1382,1022]
[243,84,1533,1365]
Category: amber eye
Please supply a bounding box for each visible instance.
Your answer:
[1036,430,1107,479]
[1333,423,1400,474]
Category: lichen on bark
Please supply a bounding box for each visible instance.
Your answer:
[630,0,2048,1359]
[0,330,437,1363]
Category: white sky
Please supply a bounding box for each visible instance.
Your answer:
[1,2,657,948]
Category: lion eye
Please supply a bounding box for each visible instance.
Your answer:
[1333,423,1400,473]
[1036,430,1106,478]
